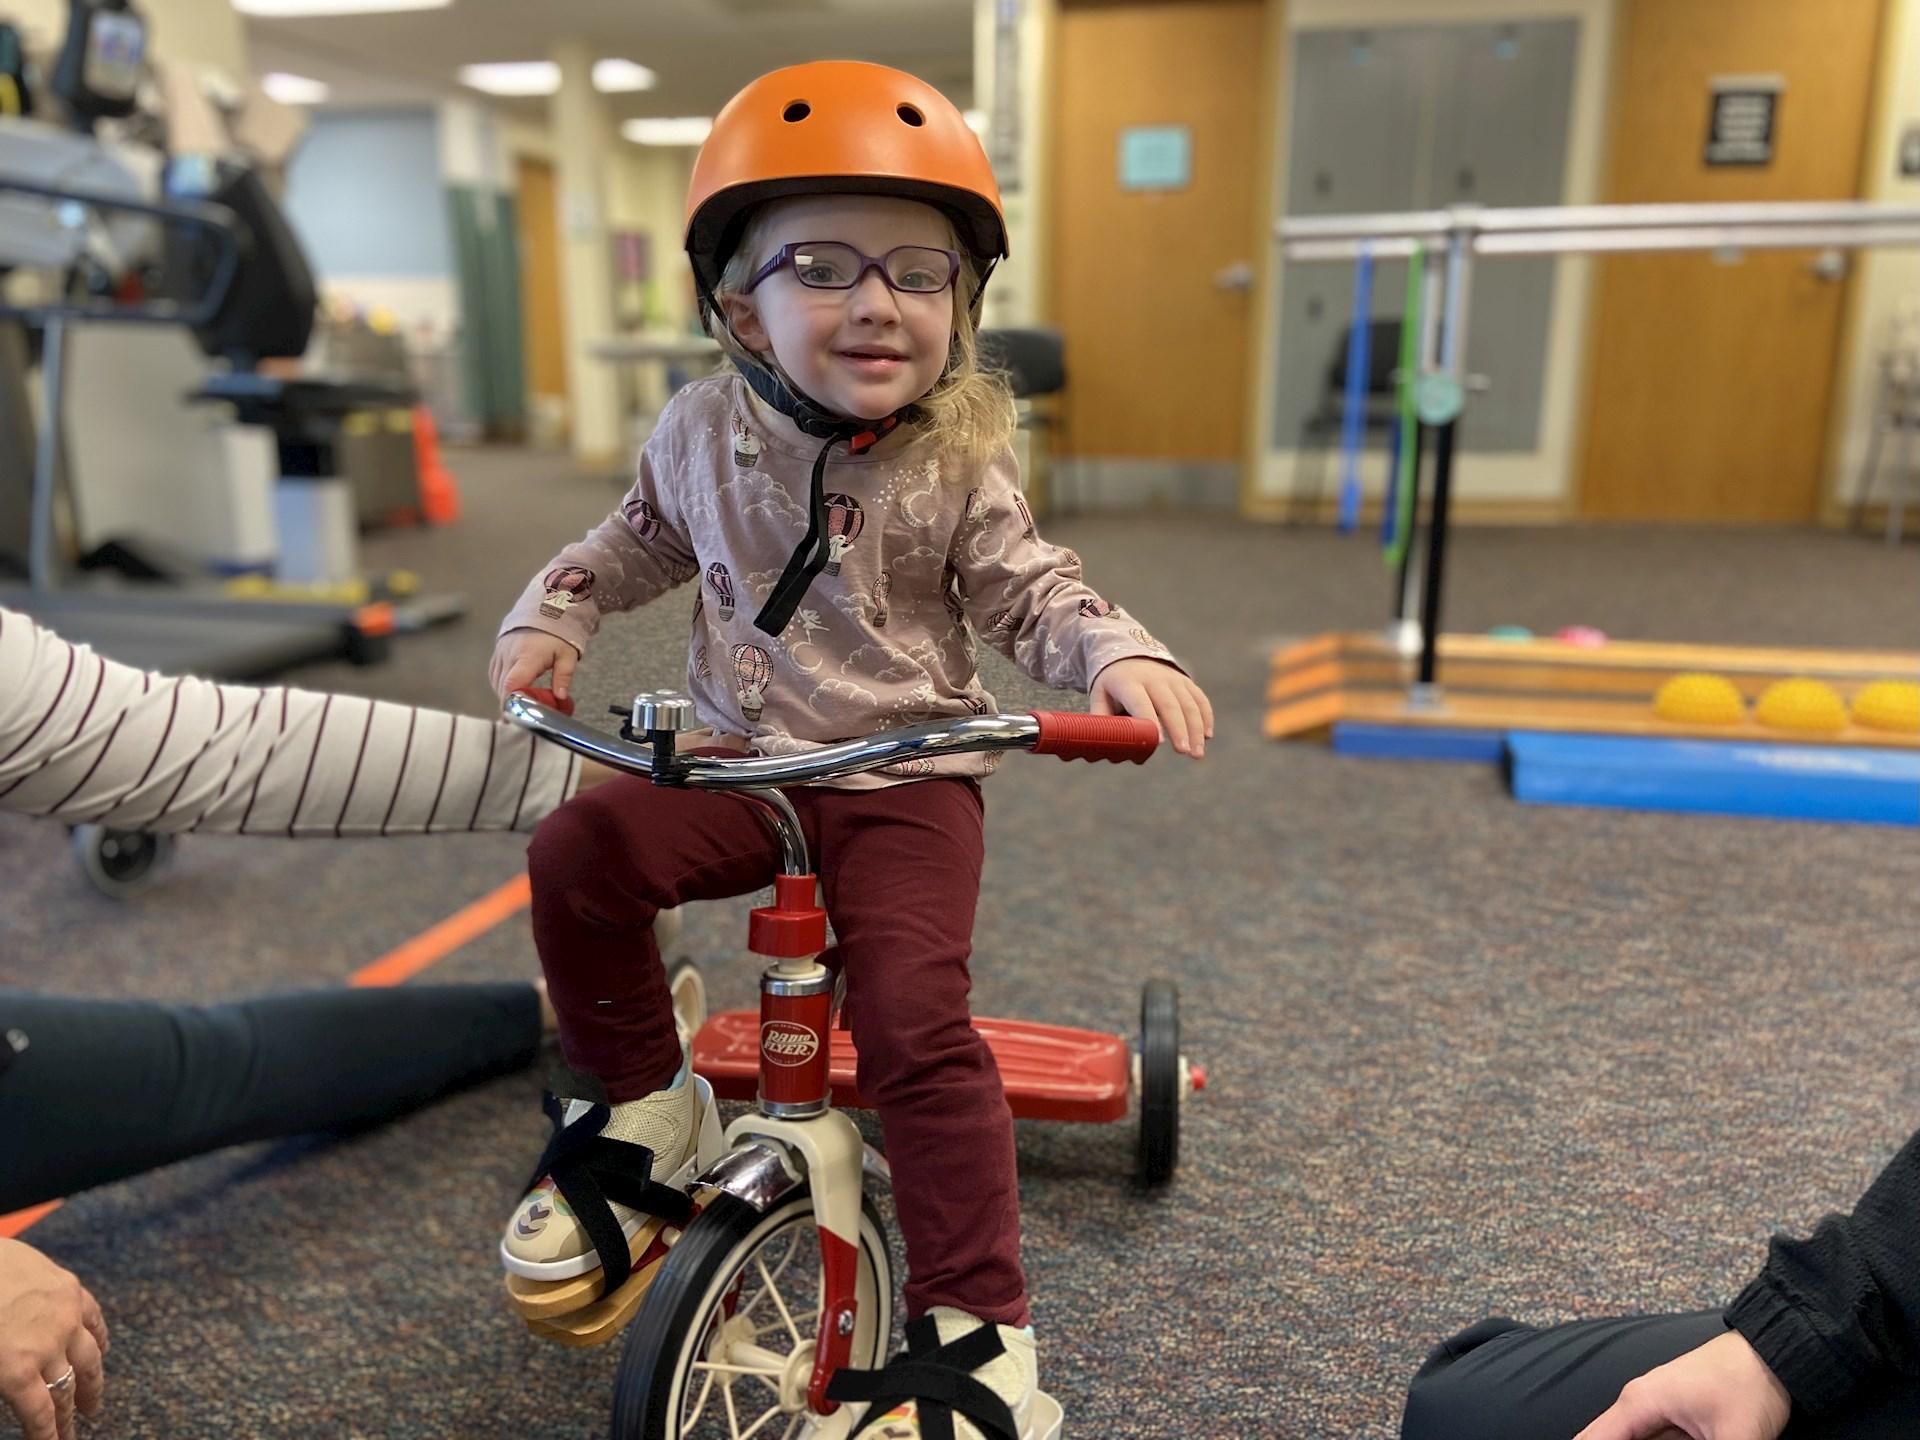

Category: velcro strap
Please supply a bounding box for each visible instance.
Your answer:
[524,1100,694,1295]
[827,1315,1021,1440]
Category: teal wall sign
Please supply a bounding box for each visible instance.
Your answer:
[1118,125,1191,191]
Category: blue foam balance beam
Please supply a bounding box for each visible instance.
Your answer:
[1506,731,1920,826]
[1330,722,1508,762]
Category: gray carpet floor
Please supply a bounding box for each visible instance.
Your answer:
[4,444,1918,1439]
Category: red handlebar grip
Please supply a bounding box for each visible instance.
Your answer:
[518,687,576,716]
[1028,710,1160,764]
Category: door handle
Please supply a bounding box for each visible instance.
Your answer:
[1214,261,1255,292]
[1807,248,1848,282]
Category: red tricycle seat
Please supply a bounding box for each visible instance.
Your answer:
[692,1011,1132,1124]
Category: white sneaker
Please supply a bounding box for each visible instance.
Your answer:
[833,1308,1040,1440]
[500,1052,697,1282]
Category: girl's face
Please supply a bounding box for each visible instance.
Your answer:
[723,195,957,423]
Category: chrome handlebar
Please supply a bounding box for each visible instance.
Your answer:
[504,691,1043,791]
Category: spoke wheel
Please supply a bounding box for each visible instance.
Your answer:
[611,1188,894,1440]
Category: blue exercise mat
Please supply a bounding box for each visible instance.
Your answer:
[1507,731,1920,827]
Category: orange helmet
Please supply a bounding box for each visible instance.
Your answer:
[685,61,1007,298]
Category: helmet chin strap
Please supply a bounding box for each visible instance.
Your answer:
[738,360,916,638]
[695,268,950,637]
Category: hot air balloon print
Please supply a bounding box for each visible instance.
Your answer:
[539,565,594,618]
[623,496,661,542]
[730,643,773,721]
[1013,492,1036,538]
[707,562,736,621]
[1079,597,1115,619]
[872,571,892,628]
[695,646,711,681]
[823,494,864,575]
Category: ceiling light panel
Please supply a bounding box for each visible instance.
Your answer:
[261,71,331,103]
[621,116,714,146]
[593,59,656,93]
[234,0,451,16]
[459,61,559,96]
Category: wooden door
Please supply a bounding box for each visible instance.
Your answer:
[1051,0,1268,461]
[515,155,569,428]
[1579,0,1885,522]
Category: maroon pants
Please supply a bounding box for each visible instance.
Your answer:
[526,772,1028,1326]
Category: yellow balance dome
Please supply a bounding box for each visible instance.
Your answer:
[1753,678,1847,733]
[1851,679,1920,734]
[1654,673,1745,726]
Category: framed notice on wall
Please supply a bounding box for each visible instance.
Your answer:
[1705,74,1782,167]
[1118,125,1192,191]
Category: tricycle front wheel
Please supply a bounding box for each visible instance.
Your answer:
[610,1187,895,1439]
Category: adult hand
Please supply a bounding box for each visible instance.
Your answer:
[1089,658,1215,758]
[490,630,582,703]
[0,1239,107,1440]
[1573,1331,1791,1440]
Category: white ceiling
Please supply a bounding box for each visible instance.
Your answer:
[244,0,977,119]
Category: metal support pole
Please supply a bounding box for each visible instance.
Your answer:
[1391,256,1449,648]
[1414,226,1475,696]
[1390,421,1425,625]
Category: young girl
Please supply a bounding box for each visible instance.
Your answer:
[491,61,1213,1438]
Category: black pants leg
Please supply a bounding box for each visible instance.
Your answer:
[0,984,540,1212]
[1402,1312,1920,1440]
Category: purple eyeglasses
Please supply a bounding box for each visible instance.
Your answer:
[743,241,961,296]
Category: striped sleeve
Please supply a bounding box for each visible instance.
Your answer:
[0,606,579,835]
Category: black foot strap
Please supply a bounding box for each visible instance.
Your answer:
[826,1314,1021,1440]
[522,1093,695,1295]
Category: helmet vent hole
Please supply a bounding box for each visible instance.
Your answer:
[896,103,925,127]
[783,100,811,122]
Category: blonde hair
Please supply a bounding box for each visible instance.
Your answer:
[712,202,1016,470]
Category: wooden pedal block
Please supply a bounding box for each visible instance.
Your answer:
[505,1214,671,1321]
[520,1254,670,1348]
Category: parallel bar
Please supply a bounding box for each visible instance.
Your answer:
[1473,200,1920,233]
[1478,223,1920,256]
[1279,202,1920,261]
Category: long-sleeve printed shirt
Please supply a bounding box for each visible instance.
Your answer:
[0,606,578,836]
[500,374,1180,788]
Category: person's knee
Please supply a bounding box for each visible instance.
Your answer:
[1400,1362,1472,1440]
[851,1006,989,1104]
[527,794,664,912]
[1399,1317,1526,1440]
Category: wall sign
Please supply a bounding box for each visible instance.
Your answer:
[1119,125,1191,191]
[1705,75,1781,167]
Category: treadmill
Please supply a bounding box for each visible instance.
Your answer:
[0,0,460,680]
